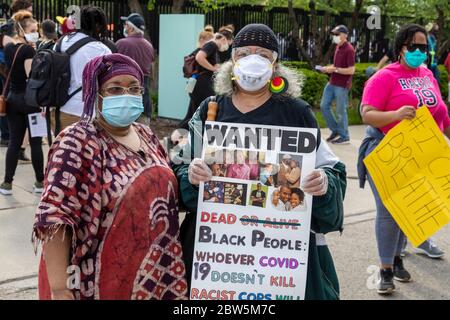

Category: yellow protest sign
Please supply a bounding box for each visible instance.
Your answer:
[364,106,450,247]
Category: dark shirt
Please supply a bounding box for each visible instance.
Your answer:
[197,41,219,74]
[36,40,56,52]
[330,41,355,89]
[116,34,154,75]
[218,46,232,63]
[196,95,322,145]
[4,43,35,92]
[251,189,266,206]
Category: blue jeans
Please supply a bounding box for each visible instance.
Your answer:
[320,83,350,140]
[368,174,406,265]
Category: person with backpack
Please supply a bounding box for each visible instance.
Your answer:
[50,5,111,132]
[178,26,214,129]
[190,29,231,110]
[0,10,44,195]
[116,13,154,125]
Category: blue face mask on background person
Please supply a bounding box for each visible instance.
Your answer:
[404,49,427,68]
[99,95,144,127]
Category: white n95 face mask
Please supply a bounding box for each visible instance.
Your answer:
[233,54,274,92]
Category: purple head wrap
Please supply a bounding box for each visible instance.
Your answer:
[81,53,144,121]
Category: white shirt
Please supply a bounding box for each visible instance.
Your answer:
[59,32,111,116]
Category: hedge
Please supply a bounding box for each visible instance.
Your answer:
[282,62,449,109]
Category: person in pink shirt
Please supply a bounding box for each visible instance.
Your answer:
[361,24,450,295]
[225,150,251,180]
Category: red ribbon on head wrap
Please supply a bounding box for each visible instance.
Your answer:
[81,53,144,121]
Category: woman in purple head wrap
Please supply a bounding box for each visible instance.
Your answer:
[33,53,188,300]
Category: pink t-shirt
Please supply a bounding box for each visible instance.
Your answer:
[361,62,450,134]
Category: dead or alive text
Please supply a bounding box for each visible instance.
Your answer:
[198,226,306,250]
[201,211,300,230]
[205,123,317,153]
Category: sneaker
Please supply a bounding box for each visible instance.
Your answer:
[326,132,339,142]
[18,149,31,164]
[0,139,9,147]
[393,256,411,282]
[377,268,396,295]
[0,182,13,195]
[331,137,351,145]
[413,239,444,259]
[33,181,44,194]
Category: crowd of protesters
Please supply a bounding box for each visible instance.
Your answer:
[0,0,448,301]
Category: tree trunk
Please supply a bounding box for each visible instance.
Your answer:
[172,0,186,14]
[287,0,314,68]
[436,5,445,59]
[128,0,144,15]
[349,0,363,36]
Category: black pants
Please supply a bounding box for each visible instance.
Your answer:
[0,78,9,140]
[4,92,44,184]
[143,76,152,117]
[0,116,9,140]
[180,210,197,290]
[179,72,214,129]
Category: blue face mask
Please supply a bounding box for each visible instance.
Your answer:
[404,49,427,69]
[99,95,144,127]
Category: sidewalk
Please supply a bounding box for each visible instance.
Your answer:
[0,125,449,300]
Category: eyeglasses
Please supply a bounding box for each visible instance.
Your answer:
[101,85,144,96]
[233,48,277,62]
[405,43,428,53]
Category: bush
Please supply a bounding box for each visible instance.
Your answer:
[282,61,312,70]
[438,65,449,100]
[296,68,328,107]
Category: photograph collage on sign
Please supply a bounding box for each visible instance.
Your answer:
[202,148,307,211]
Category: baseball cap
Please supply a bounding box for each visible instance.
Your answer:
[121,13,145,32]
[331,25,349,35]
[282,154,292,160]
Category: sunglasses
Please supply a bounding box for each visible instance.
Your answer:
[405,43,428,53]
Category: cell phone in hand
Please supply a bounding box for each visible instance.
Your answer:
[315,65,324,71]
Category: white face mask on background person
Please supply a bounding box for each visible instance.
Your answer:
[233,54,274,92]
[24,32,39,43]
[332,35,341,45]
[18,23,39,43]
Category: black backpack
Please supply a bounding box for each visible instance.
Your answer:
[25,35,95,109]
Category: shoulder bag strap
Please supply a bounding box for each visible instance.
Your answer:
[2,43,25,96]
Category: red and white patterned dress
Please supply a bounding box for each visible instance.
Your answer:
[33,122,188,300]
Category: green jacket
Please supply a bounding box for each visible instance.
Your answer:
[172,97,347,300]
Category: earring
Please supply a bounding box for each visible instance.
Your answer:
[270,76,288,94]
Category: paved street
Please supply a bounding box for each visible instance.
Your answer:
[0,124,449,300]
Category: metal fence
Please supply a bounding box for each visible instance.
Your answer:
[0,0,417,62]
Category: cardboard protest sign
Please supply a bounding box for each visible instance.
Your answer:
[364,107,450,247]
[190,121,317,300]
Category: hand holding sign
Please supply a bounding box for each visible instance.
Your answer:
[189,158,212,185]
[395,105,416,121]
[302,169,328,196]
